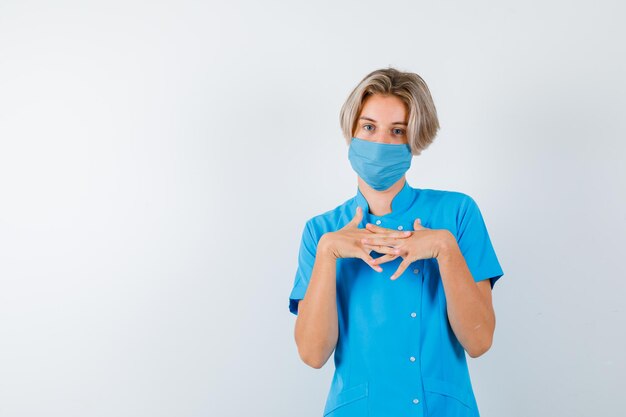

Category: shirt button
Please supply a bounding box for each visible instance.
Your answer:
[413,268,419,274]
[375,220,381,225]
[397,225,403,230]
[413,398,420,404]
[410,312,417,318]
[409,356,416,362]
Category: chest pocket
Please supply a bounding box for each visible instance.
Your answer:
[323,382,369,417]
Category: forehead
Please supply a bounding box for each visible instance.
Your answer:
[360,94,407,121]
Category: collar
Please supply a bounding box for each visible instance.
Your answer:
[355,179,414,219]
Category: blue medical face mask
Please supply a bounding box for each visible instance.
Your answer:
[348,137,413,191]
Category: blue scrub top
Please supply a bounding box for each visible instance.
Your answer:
[288,179,504,417]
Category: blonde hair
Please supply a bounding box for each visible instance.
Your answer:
[339,67,440,155]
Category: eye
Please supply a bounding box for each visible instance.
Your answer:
[393,128,406,135]
[363,124,374,131]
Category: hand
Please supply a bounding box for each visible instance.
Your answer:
[320,206,414,272]
[362,218,447,280]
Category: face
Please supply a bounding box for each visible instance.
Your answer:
[354,93,408,145]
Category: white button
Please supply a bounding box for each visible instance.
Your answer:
[413,398,420,404]
[413,268,419,274]
[409,356,416,362]
[397,225,403,230]
[410,312,417,318]
[375,220,381,225]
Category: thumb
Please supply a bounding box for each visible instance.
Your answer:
[413,217,425,230]
[351,206,364,226]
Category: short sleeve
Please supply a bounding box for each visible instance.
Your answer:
[456,195,504,289]
[288,220,318,315]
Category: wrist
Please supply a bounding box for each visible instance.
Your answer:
[434,230,457,259]
[317,233,338,259]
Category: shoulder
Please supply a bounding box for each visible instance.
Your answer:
[416,187,476,210]
[414,188,481,237]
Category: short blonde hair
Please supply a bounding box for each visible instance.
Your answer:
[339,67,440,155]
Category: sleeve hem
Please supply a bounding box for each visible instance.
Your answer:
[289,284,307,315]
[474,272,504,289]
[289,298,302,315]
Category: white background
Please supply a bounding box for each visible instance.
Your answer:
[1,1,624,416]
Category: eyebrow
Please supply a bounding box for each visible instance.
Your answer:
[359,116,407,126]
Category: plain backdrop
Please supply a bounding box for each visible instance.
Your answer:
[0,1,624,416]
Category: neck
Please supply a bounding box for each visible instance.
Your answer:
[358,176,406,216]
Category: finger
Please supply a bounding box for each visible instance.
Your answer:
[364,222,391,232]
[364,222,399,233]
[366,223,413,237]
[362,236,405,246]
[390,258,412,280]
[363,243,401,256]
[359,250,383,272]
[369,253,399,265]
